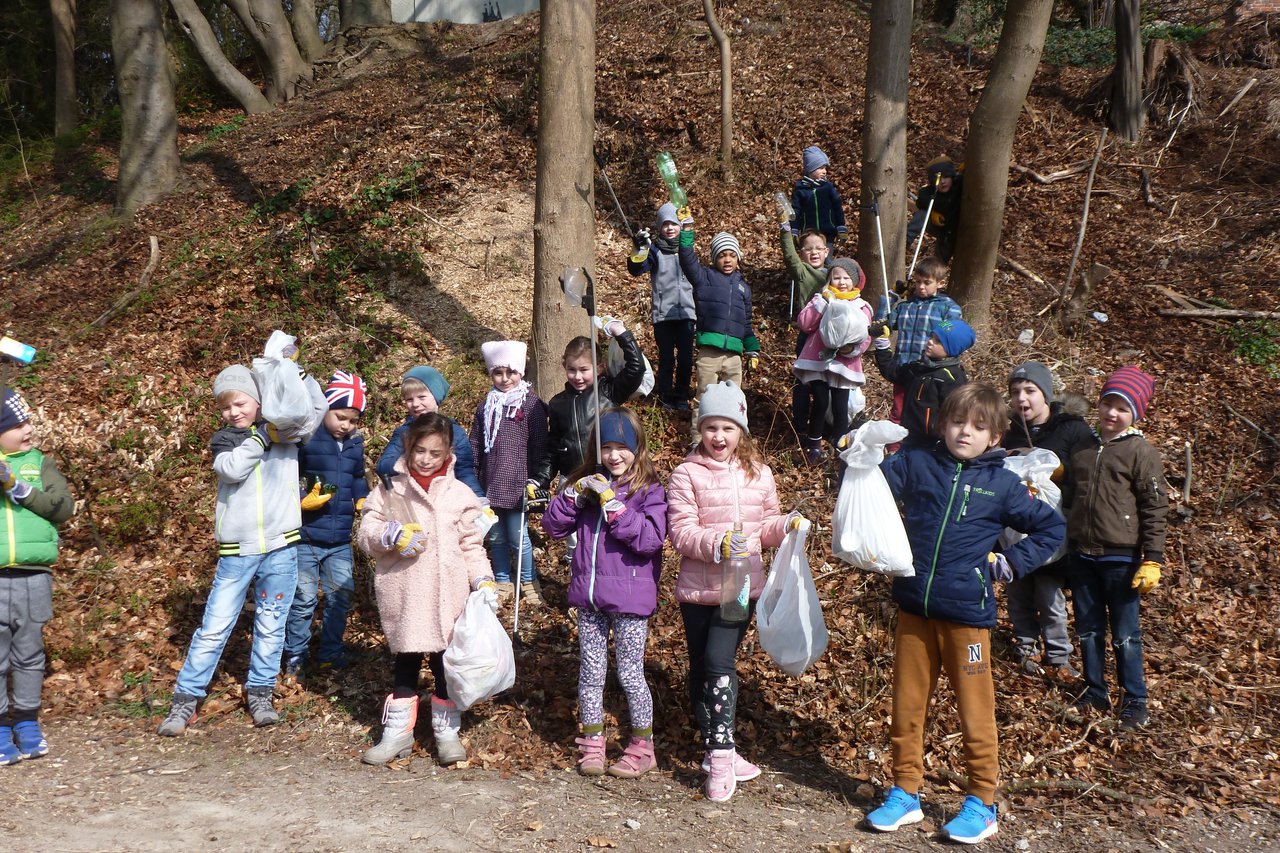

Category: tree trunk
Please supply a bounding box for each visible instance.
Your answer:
[110,0,181,216]
[1110,0,1143,142]
[51,0,78,136]
[289,0,327,63]
[859,0,912,311]
[224,0,312,103]
[531,0,595,400]
[339,0,391,28]
[701,0,733,173]
[948,0,1053,330]
[169,0,273,114]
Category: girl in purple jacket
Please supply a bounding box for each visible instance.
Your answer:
[542,408,667,779]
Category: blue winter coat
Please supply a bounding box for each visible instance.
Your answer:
[376,416,484,499]
[881,444,1065,628]
[678,235,760,354]
[790,177,847,241]
[298,428,370,547]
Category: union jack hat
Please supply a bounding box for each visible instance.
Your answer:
[324,371,367,413]
[0,386,31,433]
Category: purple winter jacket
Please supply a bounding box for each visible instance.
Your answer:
[542,480,667,618]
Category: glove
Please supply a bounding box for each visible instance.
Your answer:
[1132,561,1161,594]
[987,552,1014,583]
[525,481,550,508]
[867,320,888,339]
[8,480,31,502]
[873,336,892,351]
[679,210,694,227]
[0,461,13,491]
[576,474,614,506]
[395,523,427,557]
[355,498,365,511]
[475,504,498,536]
[836,432,854,451]
[745,353,760,371]
[603,498,626,522]
[786,512,808,532]
[633,228,651,249]
[477,584,500,614]
[299,482,333,511]
[281,343,300,361]
[720,530,749,559]
[266,423,301,444]
[604,318,625,338]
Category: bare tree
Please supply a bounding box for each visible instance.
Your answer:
[1110,0,1143,141]
[530,0,595,400]
[224,0,312,102]
[290,0,327,63]
[51,0,78,136]
[947,0,1054,329]
[701,0,733,173]
[110,0,181,215]
[170,0,273,114]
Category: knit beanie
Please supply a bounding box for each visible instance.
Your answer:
[324,370,368,412]
[697,381,749,433]
[827,257,866,292]
[1008,361,1055,403]
[0,386,31,434]
[598,409,639,453]
[710,232,742,262]
[930,318,976,358]
[404,365,450,404]
[802,145,830,175]
[481,340,528,375]
[656,202,679,226]
[1100,366,1156,421]
[925,156,959,181]
[213,365,260,403]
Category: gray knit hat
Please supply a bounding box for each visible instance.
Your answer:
[213,365,260,403]
[802,145,830,175]
[697,380,749,432]
[710,232,742,262]
[1008,361,1054,403]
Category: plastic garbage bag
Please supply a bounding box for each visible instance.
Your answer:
[999,448,1067,563]
[443,589,516,711]
[818,297,869,356]
[251,331,324,438]
[832,420,914,577]
[607,337,656,400]
[758,520,829,677]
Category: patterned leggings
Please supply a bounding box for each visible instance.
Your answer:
[577,609,653,734]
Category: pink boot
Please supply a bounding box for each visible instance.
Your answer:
[705,748,737,802]
[608,737,656,778]
[575,734,606,776]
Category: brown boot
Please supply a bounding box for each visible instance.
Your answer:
[520,580,544,606]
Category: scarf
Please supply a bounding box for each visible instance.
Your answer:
[823,286,861,301]
[410,468,445,495]
[482,381,531,454]
[652,233,680,254]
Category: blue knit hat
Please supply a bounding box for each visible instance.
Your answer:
[802,146,829,175]
[598,409,639,452]
[404,366,450,404]
[0,386,31,434]
[930,318,975,358]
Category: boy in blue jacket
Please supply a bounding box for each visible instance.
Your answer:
[865,383,1065,845]
[678,219,760,398]
[790,146,848,249]
[376,366,483,498]
[283,371,370,676]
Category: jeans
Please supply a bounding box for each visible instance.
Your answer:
[1007,563,1072,664]
[284,543,354,665]
[653,319,695,405]
[489,508,535,583]
[174,547,298,697]
[1069,555,1146,710]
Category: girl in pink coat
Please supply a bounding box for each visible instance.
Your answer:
[667,381,806,803]
[357,413,497,768]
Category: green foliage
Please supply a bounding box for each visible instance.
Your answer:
[1225,321,1280,379]
[202,114,247,148]
[1041,26,1116,67]
[357,161,424,211]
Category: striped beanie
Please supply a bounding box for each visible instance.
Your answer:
[802,145,829,175]
[710,232,742,262]
[325,371,368,412]
[1100,366,1155,421]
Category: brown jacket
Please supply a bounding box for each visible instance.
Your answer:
[1064,430,1168,563]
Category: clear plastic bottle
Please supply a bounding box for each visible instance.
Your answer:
[774,191,794,225]
[719,521,751,623]
[0,336,36,364]
[629,238,650,264]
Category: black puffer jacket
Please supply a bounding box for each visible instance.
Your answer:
[547,330,645,482]
[1002,403,1096,477]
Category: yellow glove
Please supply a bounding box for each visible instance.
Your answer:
[745,353,759,371]
[1132,561,1161,594]
[0,460,14,491]
[787,513,807,532]
[720,530,749,559]
[476,579,498,594]
[299,482,333,511]
[355,498,365,511]
[396,523,426,557]
[266,423,301,444]
[836,432,853,451]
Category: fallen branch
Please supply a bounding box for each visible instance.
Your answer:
[1183,441,1193,504]
[89,235,160,329]
[1158,308,1280,320]
[1059,128,1108,310]
[1145,284,1218,311]
[998,254,1048,286]
[1223,401,1280,450]
[1217,77,1258,119]
[1011,160,1091,184]
[1183,660,1280,692]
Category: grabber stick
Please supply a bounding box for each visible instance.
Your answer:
[512,500,526,637]
[595,152,634,240]
[869,191,891,322]
[907,172,941,282]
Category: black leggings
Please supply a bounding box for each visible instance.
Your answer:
[807,380,850,443]
[392,651,448,700]
[681,601,755,748]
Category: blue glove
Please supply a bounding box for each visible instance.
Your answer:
[8,480,32,503]
[987,552,1014,583]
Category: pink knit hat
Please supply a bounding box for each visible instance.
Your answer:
[481,340,527,375]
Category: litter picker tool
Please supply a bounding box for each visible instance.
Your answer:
[594,148,634,241]
[864,191,893,323]
[907,171,941,282]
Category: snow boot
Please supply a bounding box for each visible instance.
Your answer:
[575,733,606,776]
[607,736,656,778]
[245,687,279,727]
[431,696,467,766]
[0,726,22,765]
[362,694,418,766]
[156,693,199,738]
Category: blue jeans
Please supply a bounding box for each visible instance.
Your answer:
[174,547,298,697]
[489,508,535,583]
[284,543,354,665]
[1069,554,1146,710]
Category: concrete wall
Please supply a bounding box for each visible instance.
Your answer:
[391,0,539,24]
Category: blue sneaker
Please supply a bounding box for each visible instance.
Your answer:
[942,795,998,844]
[0,726,22,766]
[865,786,924,832]
[13,720,48,759]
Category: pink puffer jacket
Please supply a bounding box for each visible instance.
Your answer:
[667,449,787,606]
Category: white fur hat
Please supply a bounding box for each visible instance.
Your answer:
[481,340,527,374]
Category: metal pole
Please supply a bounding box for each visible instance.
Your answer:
[907,173,941,281]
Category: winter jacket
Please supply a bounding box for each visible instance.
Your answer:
[1063,429,1167,563]
[0,449,73,571]
[628,236,695,324]
[1002,403,1096,475]
[356,457,492,654]
[779,229,829,319]
[377,416,483,498]
[542,480,667,617]
[667,450,787,606]
[793,291,873,388]
[547,330,645,482]
[888,293,963,367]
[872,347,968,446]
[916,175,963,244]
[790,177,847,241]
[881,444,1066,628]
[678,233,760,354]
[469,389,551,510]
[298,427,369,547]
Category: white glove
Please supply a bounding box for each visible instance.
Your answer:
[8,480,32,503]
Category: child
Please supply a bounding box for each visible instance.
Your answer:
[867,383,1064,843]
[1063,367,1166,732]
[1002,362,1094,680]
[882,256,963,427]
[542,408,667,778]
[790,145,848,248]
[0,386,74,764]
[792,258,873,463]
[629,203,696,411]
[158,363,327,737]
[376,366,483,499]
[678,222,761,395]
[906,156,963,262]
[469,341,551,604]
[357,413,497,766]
[547,319,644,487]
[779,225,831,444]
[283,371,370,677]
[666,381,805,802]
[870,317,974,447]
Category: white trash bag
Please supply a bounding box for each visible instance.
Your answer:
[251,330,323,437]
[758,520,829,677]
[607,337,655,400]
[999,448,1067,563]
[832,420,914,577]
[818,298,869,357]
[443,589,516,711]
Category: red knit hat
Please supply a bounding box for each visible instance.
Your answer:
[1100,366,1155,421]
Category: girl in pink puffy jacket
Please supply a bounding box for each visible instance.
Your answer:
[667,381,805,803]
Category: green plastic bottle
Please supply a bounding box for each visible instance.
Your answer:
[655,151,690,216]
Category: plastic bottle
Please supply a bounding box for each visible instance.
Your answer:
[774,191,794,225]
[0,336,36,365]
[655,151,690,215]
[629,237,650,264]
[719,521,751,623]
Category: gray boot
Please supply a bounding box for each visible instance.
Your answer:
[245,687,279,727]
[362,695,418,766]
[157,693,199,737]
[431,696,467,766]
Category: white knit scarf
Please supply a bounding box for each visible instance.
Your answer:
[482,381,531,453]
